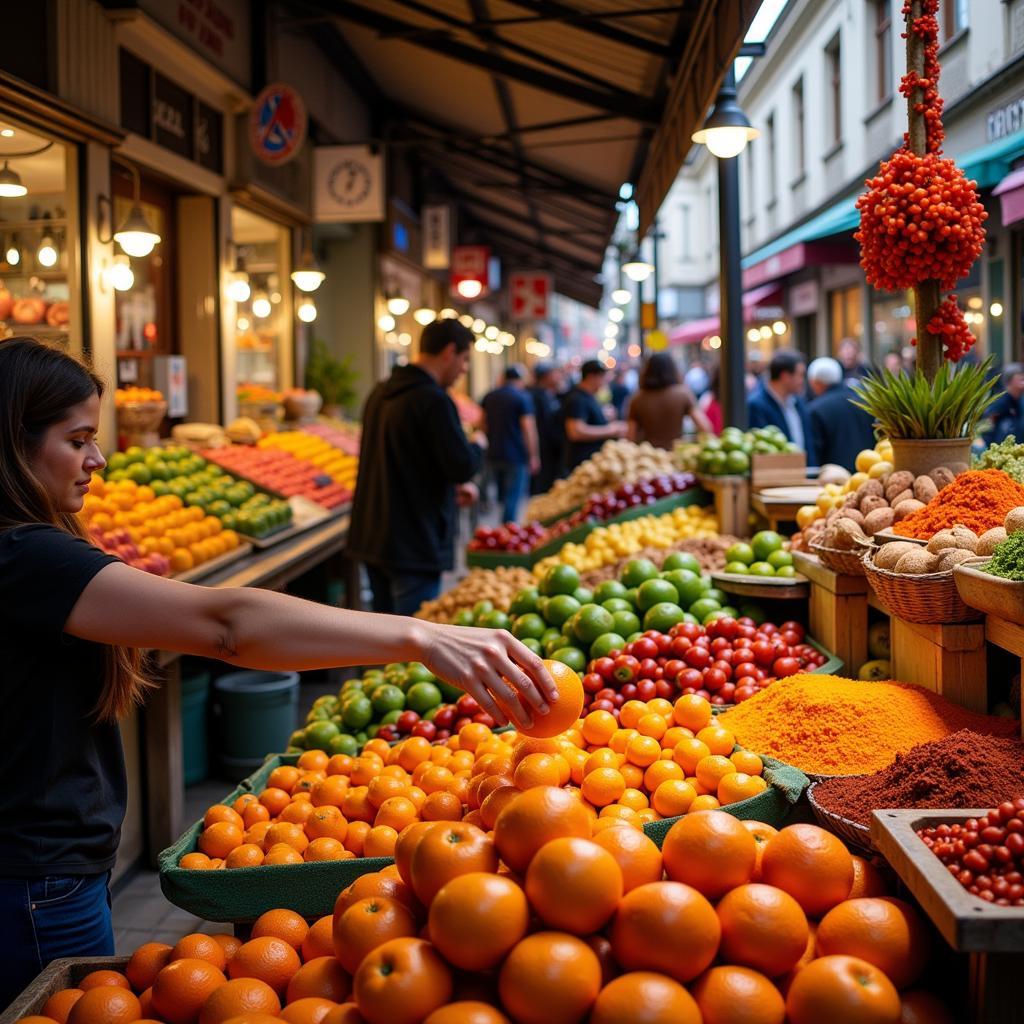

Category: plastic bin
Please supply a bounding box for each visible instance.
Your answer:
[181,670,210,786]
[214,671,300,774]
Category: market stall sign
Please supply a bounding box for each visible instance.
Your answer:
[423,204,451,270]
[314,145,385,223]
[509,271,551,321]
[249,83,307,166]
[988,95,1024,143]
[450,245,490,297]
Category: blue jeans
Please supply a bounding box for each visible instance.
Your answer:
[366,565,441,616]
[0,873,113,1007]
[491,461,529,524]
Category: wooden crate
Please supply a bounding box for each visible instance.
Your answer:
[983,615,1024,738]
[890,616,987,713]
[750,452,807,488]
[697,475,749,538]
[794,551,871,673]
[2,958,128,1024]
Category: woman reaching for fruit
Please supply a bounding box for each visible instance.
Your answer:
[0,337,557,1004]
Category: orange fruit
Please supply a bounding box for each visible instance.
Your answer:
[761,824,854,918]
[410,821,498,905]
[394,821,441,886]
[422,790,465,823]
[264,844,304,866]
[126,944,173,991]
[42,991,84,1024]
[259,788,292,817]
[286,957,352,1004]
[423,1003,510,1024]
[718,772,767,805]
[785,955,901,1024]
[265,822,309,854]
[850,855,888,898]
[225,844,265,869]
[252,909,310,951]
[899,990,956,1024]
[305,837,349,861]
[582,710,618,746]
[730,749,763,775]
[352,938,452,1023]
[366,775,406,809]
[306,806,349,843]
[691,965,786,1024]
[610,881,719,983]
[212,935,242,963]
[696,725,735,756]
[513,752,562,789]
[364,825,399,858]
[334,871,418,918]
[479,785,519,830]
[690,794,720,811]
[171,934,227,970]
[205,805,245,830]
[590,971,700,1024]
[516,660,584,738]
[199,822,244,859]
[302,916,336,962]
[267,765,302,793]
[375,796,418,832]
[662,810,756,899]
[525,837,623,934]
[243,804,271,829]
[278,998,338,1024]
[673,694,712,731]
[625,734,661,768]
[652,779,697,817]
[643,759,684,791]
[79,972,130,992]
[298,750,329,772]
[581,767,626,808]
[590,823,662,892]
[198,979,281,1024]
[66,988,140,1024]
[228,937,302,996]
[280,802,316,826]
[493,786,592,874]
[695,754,735,793]
[498,932,601,1024]
[151,960,227,1024]
[332,896,418,973]
[816,897,930,990]
[672,737,711,775]
[716,883,809,977]
[180,853,214,870]
[428,871,530,971]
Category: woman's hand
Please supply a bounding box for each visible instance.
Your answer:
[418,621,559,731]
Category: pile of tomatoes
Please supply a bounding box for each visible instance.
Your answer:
[918,799,1024,906]
[581,617,827,711]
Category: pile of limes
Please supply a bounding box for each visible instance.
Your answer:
[721,531,796,578]
[697,426,795,477]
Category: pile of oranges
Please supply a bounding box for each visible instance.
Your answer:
[29,805,948,1024]
[181,693,767,872]
[115,386,164,407]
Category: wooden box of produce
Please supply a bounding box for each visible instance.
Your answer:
[954,557,1024,625]
[750,451,807,489]
[158,754,390,923]
[0,958,129,1024]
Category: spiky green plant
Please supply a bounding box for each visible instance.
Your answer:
[850,356,999,439]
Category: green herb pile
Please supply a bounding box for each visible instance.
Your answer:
[975,436,1024,484]
[984,529,1024,580]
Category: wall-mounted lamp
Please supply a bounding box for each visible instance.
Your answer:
[4,233,20,266]
[97,158,161,257]
[108,254,134,291]
[291,234,325,292]
[297,298,318,323]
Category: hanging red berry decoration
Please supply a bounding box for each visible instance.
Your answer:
[910,293,976,362]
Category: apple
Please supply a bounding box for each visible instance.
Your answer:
[395,710,420,734]
[411,720,437,741]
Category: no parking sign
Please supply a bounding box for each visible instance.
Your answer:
[250,83,307,166]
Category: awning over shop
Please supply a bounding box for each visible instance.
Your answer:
[994,166,1024,227]
[295,0,759,307]
[668,283,783,344]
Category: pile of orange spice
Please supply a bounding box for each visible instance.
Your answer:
[893,468,1024,539]
[717,673,1018,775]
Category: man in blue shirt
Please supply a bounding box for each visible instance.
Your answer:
[748,349,812,453]
[564,360,628,469]
[482,366,540,523]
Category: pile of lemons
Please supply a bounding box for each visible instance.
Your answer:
[796,437,894,530]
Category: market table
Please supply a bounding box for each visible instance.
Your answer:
[750,484,820,533]
[131,513,354,873]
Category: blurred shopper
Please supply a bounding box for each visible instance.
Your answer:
[528,362,564,494]
[563,359,628,469]
[806,357,877,471]
[349,319,486,614]
[747,349,811,450]
[983,363,1024,446]
[627,352,713,449]
[481,366,540,523]
[838,338,870,382]
[609,366,633,418]
[699,364,724,436]
[882,350,905,376]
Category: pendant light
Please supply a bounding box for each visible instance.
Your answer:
[0,161,27,198]
[291,236,325,292]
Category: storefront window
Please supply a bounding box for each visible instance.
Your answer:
[0,121,77,351]
[230,206,293,398]
[829,284,862,354]
[871,291,914,366]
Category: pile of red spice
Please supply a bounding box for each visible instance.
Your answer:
[813,730,1024,827]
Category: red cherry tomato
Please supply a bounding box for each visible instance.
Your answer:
[685,646,711,670]
[751,641,776,667]
[773,657,800,678]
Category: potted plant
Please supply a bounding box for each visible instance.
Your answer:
[851,0,995,474]
[305,339,358,420]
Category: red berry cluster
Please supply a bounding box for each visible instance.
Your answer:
[913,293,976,362]
[918,799,1024,906]
[900,0,944,152]
[855,150,987,292]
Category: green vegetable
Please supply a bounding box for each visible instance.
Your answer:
[974,435,1024,483]
[983,530,1024,581]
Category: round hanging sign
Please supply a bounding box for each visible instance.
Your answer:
[249,83,307,166]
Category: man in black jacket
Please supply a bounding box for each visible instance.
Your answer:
[348,319,485,614]
[806,357,877,472]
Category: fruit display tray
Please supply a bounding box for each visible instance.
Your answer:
[709,570,810,600]
[245,496,338,550]
[172,541,253,583]
[159,754,391,923]
[1,958,129,1024]
[466,487,711,569]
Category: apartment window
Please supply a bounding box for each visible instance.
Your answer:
[941,0,968,40]
[744,144,756,217]
[826,34,842,145]
[792,78,805,178]
[873,0,892,102]
[766,112,777,202]
[679,203,692,261]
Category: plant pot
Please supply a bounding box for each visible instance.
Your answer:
[889,437,973,477]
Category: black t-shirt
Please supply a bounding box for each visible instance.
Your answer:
[0,524,123,877]
[563,386,608,469]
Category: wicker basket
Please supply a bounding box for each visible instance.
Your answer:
[809,540,872,577]
[863,550,980,624]
[807,781,875,852]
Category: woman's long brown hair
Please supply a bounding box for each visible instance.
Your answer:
[0,337,152,720]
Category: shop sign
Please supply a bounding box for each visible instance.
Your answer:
[988,95,1024,143]
[153,73,193,159]
[788,279,819,317]
[250,83,307,166]
[314,145,385,223]
[508,272,551,320]
[450,246,490,296]
[423,205,451,269]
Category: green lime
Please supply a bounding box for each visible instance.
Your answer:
[572,604,615,645]
[748,561,777,577]
[723,561,750,575]
[704,588,728,605]
[702,609,728,626]
[380,709,402,725]
[329,733,360,756]
[405,663,436,684]
[725,450,750,474]
[124,445,145,464]
[288,729,307,750]
[306,705,330,723]
[406,681,443,714]
[127,463,152,484]
[688,597,722,621]
[366,724,380,739]
[472,600,494,617]
[751,530,784,562]
[541,627,562,647]
[479,610,511,630]
[509,587,540,617]
[354,731,368,746]
[572,587,594,605]
[661,552,702,574]
[521,637,543,655]
[642,602,685,632]
[601,598,632,614]
[342,695,373,730]
[662,570,703,607]
[305,719,341,750]
[720,606,740,619]
[623,588,639,608]
[371,684,405,714]
[540,564,581,596]
[767,550,794,569]
[589,632,626,659]
[775,565,797,578]
[550,646,587,673]
[620,558,660,589]
[107,452,128,471]
[612,610,640,637]
[637,577,680,612]
[593,580,628,603]
[545,594,581,628]
[512,613,547,641]
[725,542,755,565]
[453,610,475,626]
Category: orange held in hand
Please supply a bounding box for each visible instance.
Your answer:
[516,660,583,738]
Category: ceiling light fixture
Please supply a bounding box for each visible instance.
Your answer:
[252,291,272,319]
[0,161,26,198]
[622,260,654,282]
[414,308,437,326]
[611,288,632,305]
[456,279,483,299]
[386,294,410,316]
[291,244,325,292]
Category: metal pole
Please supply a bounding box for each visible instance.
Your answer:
[635,265,645,355]
[718,71,746,429]
[651,220,659,340]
